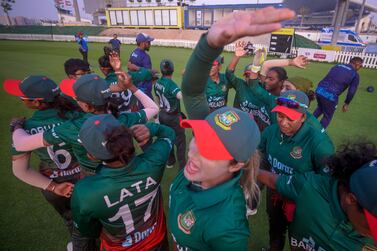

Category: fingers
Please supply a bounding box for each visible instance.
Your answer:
[248,7,295,25]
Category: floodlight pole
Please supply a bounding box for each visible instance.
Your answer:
[355,0,366,33]
[331,0,349,45]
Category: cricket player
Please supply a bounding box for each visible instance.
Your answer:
[258,141,377,250]
[72,114,175,250]
[259,90,334,251]
[11,73,158,175]
[4,76,95,250]
[153,59,186,169]
[205,55,231,112]
[75,32,88,64]
[108,33,121,55]
[169,6,295,251]
[128,33,154,101]
[314,57,363,128]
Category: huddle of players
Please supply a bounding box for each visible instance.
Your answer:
[6,7,376,251]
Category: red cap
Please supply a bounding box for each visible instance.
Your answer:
[180,119,233,160]
[59,78,76,97]
[272,105,303,120]
[3,79,24,97]
[364,209,377,244]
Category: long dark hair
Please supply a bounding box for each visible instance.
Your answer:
[105,126,135,165]
[41,94,80,119]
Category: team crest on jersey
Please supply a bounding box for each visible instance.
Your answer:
[178,210,196,234]
[290,146,302,159]
[363,245,377,251]
[222,85,227,92]
[214,111,240,131]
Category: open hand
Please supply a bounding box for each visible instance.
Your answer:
[235,41,247,57]
[109,51,122,71]
[207,7,295,48]
[291,55,308,69]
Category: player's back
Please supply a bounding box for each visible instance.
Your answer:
[317,64,357,96]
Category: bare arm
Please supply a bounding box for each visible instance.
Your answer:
[260,55,308,76]
[12,153,74,197]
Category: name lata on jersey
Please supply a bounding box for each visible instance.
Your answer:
[104,177,158,208]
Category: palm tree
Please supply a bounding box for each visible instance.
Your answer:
[1,0,15,26]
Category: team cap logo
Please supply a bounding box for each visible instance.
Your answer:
[214,110,240,131]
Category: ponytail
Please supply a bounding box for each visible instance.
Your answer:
[105,126,135,165]
[240,151,261,210]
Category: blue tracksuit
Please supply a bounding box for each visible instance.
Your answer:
[314,64,360,128]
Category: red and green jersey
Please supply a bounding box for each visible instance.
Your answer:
[11,109,81,180]
[276,172,377,251]
[71,123,175,249]
[43,111,147,172]
[259,122,334,176]
[169,171,249,251]
[153,77,181,113]
[205,73,230,110]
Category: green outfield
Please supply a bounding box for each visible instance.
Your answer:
[0,40,376,251]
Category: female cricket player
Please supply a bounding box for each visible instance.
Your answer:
[4,75,90,250]
[226,41,310,131]
[258,141,377,250]
[71,114,175,250]
[169,7,296,251]
[11,71,158,175]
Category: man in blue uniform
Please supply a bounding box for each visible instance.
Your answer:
[128,33,154,103]
[313,57,363,128]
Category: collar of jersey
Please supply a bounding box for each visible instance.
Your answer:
[187,171,242,209]
[96,160,135,176]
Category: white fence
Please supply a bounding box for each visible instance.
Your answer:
[0,33,376,69]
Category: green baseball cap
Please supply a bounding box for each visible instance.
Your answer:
[272,90,309,120]
[78,114,122,160]
[160,59,174,74]
[350,159,377,243]
[3,76,60,102]
[60,74,111,106]
[181,107,260,162]
[286,76,313,93]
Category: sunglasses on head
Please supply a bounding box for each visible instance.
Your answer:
[276,97,308,109]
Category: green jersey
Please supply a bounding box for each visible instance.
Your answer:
[276,172,377,251]
[259,122,334,175]
[226,70,272,127]
[43,111,147,172]
[153,77,181,113]
[71,123,175,249]
[11,109,81,180]
[106,72,132,113]
[205,73,230,110]
[107,68,152,113]
[246,79,324,132]
[169,171,249,251]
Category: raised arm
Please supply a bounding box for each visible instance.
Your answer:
[260,55,308,77]
[182,7,295,119]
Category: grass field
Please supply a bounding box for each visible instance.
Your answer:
[0,40,376,251]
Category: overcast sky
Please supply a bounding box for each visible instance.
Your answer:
[1,0,376,21]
